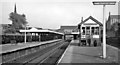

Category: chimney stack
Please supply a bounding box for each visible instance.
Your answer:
[81,17,83,22]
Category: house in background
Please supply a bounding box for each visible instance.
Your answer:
[0,24,13,34]
[106,12,120,37]
[78,16,103,46]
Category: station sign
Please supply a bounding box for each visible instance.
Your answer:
[93,1,116,5]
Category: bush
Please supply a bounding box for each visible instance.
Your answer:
[10,40,16,44]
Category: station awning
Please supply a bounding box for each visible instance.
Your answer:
[19,27,64,35]
[71,32,80,34]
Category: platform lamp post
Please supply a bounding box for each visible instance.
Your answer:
[92,1,116,58]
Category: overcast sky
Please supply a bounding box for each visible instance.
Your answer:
[0,0,119,29]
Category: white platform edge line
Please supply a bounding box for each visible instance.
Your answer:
[57,41,71,64]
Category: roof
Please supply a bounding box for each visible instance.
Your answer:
[0,24,12,27]
[60,26,77,29]
[110,15,120,19]
[107,15,120,24]
[20,29,63,35]
[71,32,79,34]
[78,16,103,26]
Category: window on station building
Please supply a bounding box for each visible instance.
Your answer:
[82,27,85,35]
[91,27,94,35]
[91,27,99,35]
[94,27,99,35]
[86,26,90,35]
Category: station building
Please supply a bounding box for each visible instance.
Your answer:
[78,16,103,46]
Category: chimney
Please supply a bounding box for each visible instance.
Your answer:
[81,17,83,22]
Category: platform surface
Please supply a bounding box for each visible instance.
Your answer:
[59,40,119,63]
[0,39,62,54]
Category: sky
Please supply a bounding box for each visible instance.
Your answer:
[0,0,119,29]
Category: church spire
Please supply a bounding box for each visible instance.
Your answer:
[14,3,17,13]
[109,12,111,16]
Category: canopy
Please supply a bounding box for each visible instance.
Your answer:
[20,27,64,35]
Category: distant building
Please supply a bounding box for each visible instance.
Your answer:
[60,26,78,34]
[0,24,12,34]
[78,16,103,46]
[106,12,120,37]
[57,26,79,40]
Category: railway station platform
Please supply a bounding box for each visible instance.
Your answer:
[0,39,62,54]
[58,40,119,64]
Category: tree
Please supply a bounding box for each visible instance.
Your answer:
[2,24,15,34]
[9,12,27,28]
[8,12,28,33]
[117,23,120,36]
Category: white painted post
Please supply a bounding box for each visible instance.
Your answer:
[92,1,116,59]
[39,34,41,42]
[25,25,26,43]
[103,5,106,58]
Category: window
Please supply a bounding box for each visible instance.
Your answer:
[91,27,99,35]
[64,29,72,34]
[82,27,85,35]
[94,27,99,35]
[91,27,94,35]
[86,27,90,35]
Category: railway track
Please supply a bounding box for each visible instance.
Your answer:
[37,41,70,65]
[2,40,62,64]
[24,41,70,65]
[2,40,70,65]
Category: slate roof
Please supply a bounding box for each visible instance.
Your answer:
[60,26,77,29]
[110,15,120,19]
[107,15,120,24]
[78,16,103,26]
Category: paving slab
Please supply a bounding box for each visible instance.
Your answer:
[59,40,119,63]
[0,39,62,54]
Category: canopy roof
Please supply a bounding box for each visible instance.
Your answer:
[20,27,63,35]
[71,32,79,34]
